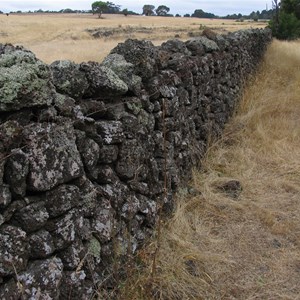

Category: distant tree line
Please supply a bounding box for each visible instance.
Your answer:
[2,0,284,21]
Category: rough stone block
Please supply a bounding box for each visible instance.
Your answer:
[23,122,84,191]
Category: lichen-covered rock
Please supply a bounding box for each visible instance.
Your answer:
[29,229,55,258]
[93,165,119,184]
[23,122,84,191]
[96,121,124,145]
[60,271,93,300]
[14,202,49,232]
[80,63,128,97]
[58,240,84,270]
[185,39,206,56]
[102,53,142,95]
[0,225,29,276]
[161,39,191,55]
[111,39,158,80]
[50,60,89,99]
[0,44,55,112]
[0,184,11,209]
[116,139,145,180]
[186,36,219,55]
[46,210,80,250]
[91,199,116,243]
[45,184,80,218]
[0,120,23,152]
[76,136,100,174]
[54,93,76,118]
[4,149,29,197]
[0,279,22,299]
[17,257,63,300]
[97,181,129,209]
[98,145,118,164]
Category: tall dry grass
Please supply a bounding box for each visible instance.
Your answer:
[0,13,266,63]
[118,39,300,299]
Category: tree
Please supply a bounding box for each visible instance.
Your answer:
[192,9,217,19]
[155,5,170,16]
[122,8,128,16]
[91,1,120,18]
[143,4,155,16]
[269,0,300,39]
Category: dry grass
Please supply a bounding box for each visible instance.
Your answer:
[0,13,266,63]
[117,39,300,299]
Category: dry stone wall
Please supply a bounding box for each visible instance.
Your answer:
[0,28,271,299]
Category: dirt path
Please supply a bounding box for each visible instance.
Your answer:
[121,39,300,300]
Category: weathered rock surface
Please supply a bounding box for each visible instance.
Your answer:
[0,225,29,276]
[80,62,128,97]
[50,60,89,99]
[102,53,142,95]
[0,29,272,295]
[23,122,84,191]
[4,149,29,197]
[17,257,63,300]
[0,45,55,111]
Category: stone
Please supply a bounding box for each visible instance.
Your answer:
[23,122,84,191]
[121,195,140,220]
[29,230,55,258]
[4,149,29,197]
[0,279,22,299]
[0,225,29,276]
[138,195,158,227]
[0,184,11,209]
[54,93,76,118]
[102,53,142,95]
[192,36,220,53]
[111,39,158,80]
[161,39,191,55]
[98,145,119,164]
[58,240,84,270]
[14,202,49,232]
[93,165,119,184]
[91,199,116,243]
[78,99,106,120]
[50,60,89,99]
[116,139,145,180]
[80,62,128,98]
[37,106,58,122]
[77,136,100,174]
[0,120,23,152]
[17,257,63,300]
[46,210,79,250]
[97,181,129,209]
[45,184,80,218]
[0,45,55,112]
[96,121,124,145]
[60,271,93,300]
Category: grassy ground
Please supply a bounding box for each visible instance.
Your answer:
[116,39,300,299]
[0,13,266,63]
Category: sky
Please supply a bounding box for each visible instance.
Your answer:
[1,0,273,16]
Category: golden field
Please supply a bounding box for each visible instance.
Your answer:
[0,13,266,63]
[116,39,300,299]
